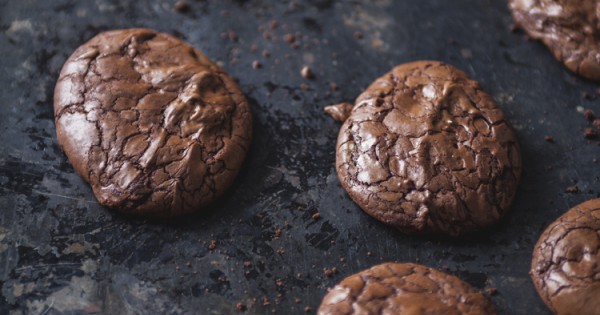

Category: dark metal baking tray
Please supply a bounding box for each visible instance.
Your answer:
[0,0,598,314]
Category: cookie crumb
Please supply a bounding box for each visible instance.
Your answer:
[584,109,595,121]
[300,83,309,91]
[304,306,312,313]
[227,31,238,42]
[301,66,314,80]
[236,303,247,311]
[284,33,296,44]
[208,240,217,250]
[312,213,321,220]
[565,185,579,194]
[486,287,498,296]
[173,0,190,12]
[584,127,597,139]
[354,31,363,39]
[544,135,554,143]
[252,60,262,69]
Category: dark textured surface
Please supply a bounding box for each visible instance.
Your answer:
[0,0,598,314]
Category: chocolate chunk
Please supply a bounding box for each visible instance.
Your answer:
[509,0,600,80]
[317,262,497,315]
[53,29,252,217]
[301,65,314,80]
[173,0,190,12]
[324,102,353,122]
[530,198,600,315]
[334,61,521,236]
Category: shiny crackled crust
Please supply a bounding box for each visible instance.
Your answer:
[317,262,496,315]
[54,29,252,217]
[335,61,521,236]
[530,198,600,315]
[509,0,600,80]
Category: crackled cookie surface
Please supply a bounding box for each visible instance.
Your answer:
[335,61,521,236]
[509,0,600,80]
[318,262,496,315]
[54,28,252,217]
[531,198,600,315]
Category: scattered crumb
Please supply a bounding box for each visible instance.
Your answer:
[274,229,281,237]
[294,298,301,304]
[312,213,321,220]
[354,31,363,39]
[208,240,217,250]
[544,135,554,143]
[323,267,338,277]
[329,82,338,91]
[269,20,279,30]
[304,306,312,313]
[236,303,247,311]
[593,118,600,130]
[284,33,296,44]
[252,60,262,69]
[486,287,498,296]
[301,66,314,79]
[262,50,271,58]
[243,261,252,267]
[276,278,284,287]
[300,83,309,91]
[565,185,579,194]
[367,251,373,257]
[584,127,597,139]
[227,31,238,42]
[173,0,190,12]
[584,109,595,121]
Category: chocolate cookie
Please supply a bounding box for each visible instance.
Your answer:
[509,0,600,80]
[530,198,600,315]
[54,29,252,217]
[335,61,521,236]
[317,262,496,315]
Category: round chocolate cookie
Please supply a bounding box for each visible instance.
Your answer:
[318,262,496,315]
[335,61,521,236]
[509,0,600,80]
[54,29,252,217]
[530,198,600,315]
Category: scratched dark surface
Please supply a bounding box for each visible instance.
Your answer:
[0,0,598,314]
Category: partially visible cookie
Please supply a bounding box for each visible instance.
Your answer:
[317,262,496,315]
[335,61,521,236]
[54,29,252,217]
[530,198,600,315]
[509,0,600,80]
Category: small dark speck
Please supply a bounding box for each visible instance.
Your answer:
[173,0,190,12]
[544,135,554,143]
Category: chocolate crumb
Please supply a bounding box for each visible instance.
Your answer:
[329,82,338,91]
[544,135,554,143]
[301,66,314,79]
[284,33,296,44]
[486,288,498,296]
[354,31,363,39]
[300,83,309,91]
[208,240,217,250]
[243,261,252,267]
[252,60,262,69]
[312,213,321,220]
[269,20,279,30]
[274,229,281,237]
[304,306,312,313]
[565,185,579,194]
[593,118,600,130]
[584,127,597,139]
[367,251,373,257]
[262,50,271,58]
[173,0,190,12]
[294,298,301,304]
[236,303,247,311]
[227,31,238,42]
[584,109,595,121]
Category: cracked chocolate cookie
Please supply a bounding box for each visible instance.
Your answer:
[334,61,521,236]
[54,29,252,217]
[317,262,496,315]
[530,198,600,315]
[509,0,600,80]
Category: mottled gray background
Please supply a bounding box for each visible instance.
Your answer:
[0,0,598,314]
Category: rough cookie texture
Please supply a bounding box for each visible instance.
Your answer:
[54,29,252,217]
[509,0,600,80]
[317,262,496,315]
[530,198,600,315]
[335,61,521,236]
